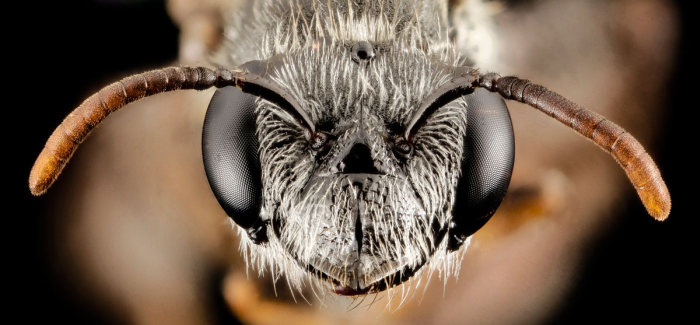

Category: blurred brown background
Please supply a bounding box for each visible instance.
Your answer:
[8,0,695,323]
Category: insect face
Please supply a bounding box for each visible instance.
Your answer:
[260,45,467,293]
[206,37,479,293]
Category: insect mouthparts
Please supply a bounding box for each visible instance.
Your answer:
[333,285,371,296]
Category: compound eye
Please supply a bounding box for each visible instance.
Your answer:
[203,86,266,244]
[309,131,331,151]
[392,136,413,158]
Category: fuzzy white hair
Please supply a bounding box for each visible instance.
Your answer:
[214,0,495,300]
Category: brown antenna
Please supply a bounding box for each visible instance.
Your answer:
[479,73,671,221]
[28,65,671,221]
[28,66,314,196]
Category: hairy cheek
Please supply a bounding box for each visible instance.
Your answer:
[261,142,317,217]
[407,132,463,220]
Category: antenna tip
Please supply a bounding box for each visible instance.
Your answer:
[639,183,671,221]
[28,153,61,196]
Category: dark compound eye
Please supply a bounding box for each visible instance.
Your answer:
[309,131,331,151]
[392,136,413,158]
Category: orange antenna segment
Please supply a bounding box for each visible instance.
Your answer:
[479,73,671,221]
[28,67,243,196]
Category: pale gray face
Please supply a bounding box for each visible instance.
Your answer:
[255,41,468,294]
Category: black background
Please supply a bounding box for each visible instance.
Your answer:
[8,0,694,323]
